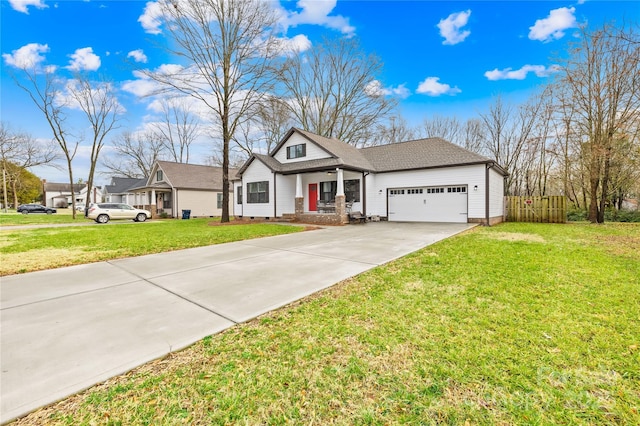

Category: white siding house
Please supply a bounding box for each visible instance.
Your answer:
[235,128,508,225]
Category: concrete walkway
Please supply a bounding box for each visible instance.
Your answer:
[0,222,475,423]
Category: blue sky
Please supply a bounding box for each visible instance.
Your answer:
[1,0,638,183]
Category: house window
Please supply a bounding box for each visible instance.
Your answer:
[247,181,269,203]
[217,193,223,209]
[345,179,360,202]
[286,143,306,159]
[237,186,242,204]
[319,179,360,202]
[156,170,163,181]
[320,181,337,202]
[447,186,467,193]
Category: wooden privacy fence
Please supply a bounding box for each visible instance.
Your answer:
[505,196,567,223]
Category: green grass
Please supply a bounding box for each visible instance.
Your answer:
[14,222,640,425]
[0,219,303,275]
[0,208,83,225]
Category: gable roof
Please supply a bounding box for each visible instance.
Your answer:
[43,182,85,193]
[104,177,147,194]
[239,128,507,177]
[154,161,239,191]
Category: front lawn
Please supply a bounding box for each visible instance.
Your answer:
[14,222,640,425]
[0,219,303,276]
[0,208,81,225]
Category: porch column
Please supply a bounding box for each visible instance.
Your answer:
[335,168,347,224]
[295,173,303,198]
[295,173,303,216]
[150,189,157,218]
[336,168,344,197]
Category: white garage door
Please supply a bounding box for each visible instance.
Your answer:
[388,186,468,223]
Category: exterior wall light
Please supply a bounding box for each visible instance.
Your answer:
[474,185,478,191]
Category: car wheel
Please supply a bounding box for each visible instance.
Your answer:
[96,214,109,224]
[136,213,147,222]
[21,211,28,215]
[46,211,53,215]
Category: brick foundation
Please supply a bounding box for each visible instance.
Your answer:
[468,215,503,226]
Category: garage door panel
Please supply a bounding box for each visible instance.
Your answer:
[388,186,467,223]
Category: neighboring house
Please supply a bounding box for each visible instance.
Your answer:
[129,161,239,218]
[42,180,103,208]
[233,128,508,225]
[103,177,148,205]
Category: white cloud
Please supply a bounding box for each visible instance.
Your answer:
[127,49,148,63]
[2,43,49,68]
[8,0,47,14]
[285,0,355,36]
[484,64,559,80]
[365,80,410,99]
[416,77,461,96]
[529,7,578,42]
[139,1,164,34]
[122,65,184,97]
[66,47,101,71]
[437,10,471,45]
[269,34,312,57]
[56,80,125,114]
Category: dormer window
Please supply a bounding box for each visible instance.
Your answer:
[156,170,163,181]
[286,143,306,159]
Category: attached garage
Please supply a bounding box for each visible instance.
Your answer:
[388,185,468,223]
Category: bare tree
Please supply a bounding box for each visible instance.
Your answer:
[67,76,123,213]
[421,115,462,142]
[364,115,418,146]
[277,37,396,147]
[0,123,59,210]
[102,131,164,178]
[479,94,547,195]
[143,0,281,222]
[12,66,81,217]
[554,23,640,222]
[460,118,487,154]
[151,98,200,163]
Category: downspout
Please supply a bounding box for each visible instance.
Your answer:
[362,171,369,215]
[273,174,277,219]
[485,163,493,226]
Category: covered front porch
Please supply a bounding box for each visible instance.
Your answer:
[290,168,363,225]
[129,184,173,218]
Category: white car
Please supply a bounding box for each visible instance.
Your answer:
[87,203,151,224]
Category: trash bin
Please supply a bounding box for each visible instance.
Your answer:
[181,209,191,220]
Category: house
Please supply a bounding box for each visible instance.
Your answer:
[129,161,239,218]
[103,177,148,205]
[42,180,103,208]
[233,128,508,225]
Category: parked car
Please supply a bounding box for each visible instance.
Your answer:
[87,203,151,223]
[17,204,57,214]
[75,205,86,211]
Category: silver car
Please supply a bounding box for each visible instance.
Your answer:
[87,203,151,224]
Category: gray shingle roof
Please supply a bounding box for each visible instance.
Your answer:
[239,128,507,176]
[292,128,374,171]
[104,177,147,194]
[155,161,239,191]
[43,182,85,193]
[361,137,497,172]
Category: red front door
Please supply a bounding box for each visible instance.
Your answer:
[309,184,317,211]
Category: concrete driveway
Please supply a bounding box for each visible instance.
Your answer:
[0,222,475,423]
